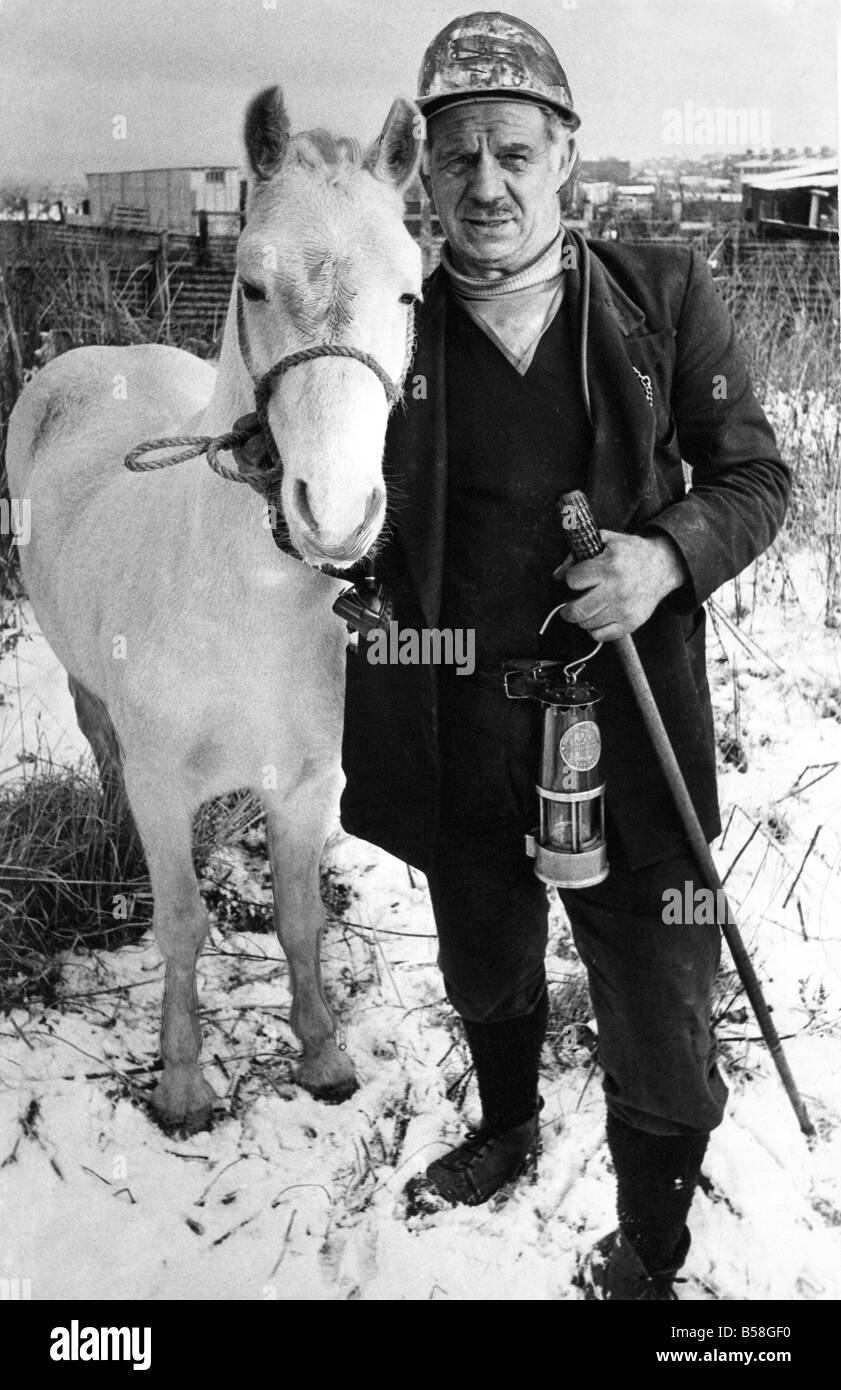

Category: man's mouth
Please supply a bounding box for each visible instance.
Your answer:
[465,216,513,229]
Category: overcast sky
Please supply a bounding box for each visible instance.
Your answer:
[0,0,837,185]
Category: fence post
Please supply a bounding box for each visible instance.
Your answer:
[98,257,120,342]
[10,264,38,369]
[155,229,171,329]
[0,267,24,392]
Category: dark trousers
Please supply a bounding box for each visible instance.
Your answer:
[426,675,728,1138]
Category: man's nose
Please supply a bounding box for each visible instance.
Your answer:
[467,151,507,203]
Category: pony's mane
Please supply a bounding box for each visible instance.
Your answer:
[286,129,365,183]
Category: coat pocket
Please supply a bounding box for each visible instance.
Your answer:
[625,329,676,436]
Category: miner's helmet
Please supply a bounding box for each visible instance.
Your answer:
[417,11,581,131]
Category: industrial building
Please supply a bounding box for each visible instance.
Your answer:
[83,166,245,236]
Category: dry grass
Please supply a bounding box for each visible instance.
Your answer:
[0,764,264,1010]
[0,759,148,1006]
[546,971,597,1070]
[0,237,218,597]
[717,249,841,625]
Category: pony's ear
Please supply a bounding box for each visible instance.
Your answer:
[364,97,422,193]
[244,86,291,182]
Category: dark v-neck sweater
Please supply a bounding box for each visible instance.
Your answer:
[438,284,592,667]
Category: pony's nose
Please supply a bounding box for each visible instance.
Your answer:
[292,480,384,554]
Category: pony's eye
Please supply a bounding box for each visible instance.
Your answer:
[399,292,418,306]
[240,280,267,303]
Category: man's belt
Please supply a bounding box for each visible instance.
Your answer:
[441,658,567,696]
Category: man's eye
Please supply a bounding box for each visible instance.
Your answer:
[240,281,267,303]
[502,154,528,168]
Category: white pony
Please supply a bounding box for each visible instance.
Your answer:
[7,86,422,1131]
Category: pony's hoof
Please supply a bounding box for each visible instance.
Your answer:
[295,1050,359,1103]
[150,1070,216,1134]
[308,1077,360,1105]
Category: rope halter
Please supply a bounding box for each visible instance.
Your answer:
[124,284,410,558]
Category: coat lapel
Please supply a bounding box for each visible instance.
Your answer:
[384,268,449,627]
[567,229,662,537]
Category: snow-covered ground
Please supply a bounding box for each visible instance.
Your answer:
[0,601,88,782]
[0,551,839,1301]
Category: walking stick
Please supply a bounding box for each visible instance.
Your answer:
[560,490,816,1139]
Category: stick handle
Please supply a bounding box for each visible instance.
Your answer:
[560,489,606,561]
[558,491,816,1139]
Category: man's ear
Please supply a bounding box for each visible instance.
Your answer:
[419,147,434,203]
[364,97,424,193]
[557,135,580,192]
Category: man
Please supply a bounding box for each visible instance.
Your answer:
[340,12,789,1300]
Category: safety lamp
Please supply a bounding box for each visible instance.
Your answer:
[505,660,609,889]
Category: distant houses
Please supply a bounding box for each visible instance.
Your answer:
[567,149,837,241]
[578,158,632,186]
[614,183,657,217]
[0,196,80,223]
[678,175,742,224]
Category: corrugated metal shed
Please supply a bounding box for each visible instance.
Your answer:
[741,159,838,239]
[742,159,837,191]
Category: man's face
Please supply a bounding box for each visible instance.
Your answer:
[425,101,571,278]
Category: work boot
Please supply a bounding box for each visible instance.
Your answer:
[406,1100,543,1212]
[576,1226,690,1301]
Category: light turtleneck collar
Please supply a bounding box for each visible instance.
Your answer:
[440,227,566,300]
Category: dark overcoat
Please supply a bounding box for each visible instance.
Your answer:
[339,231,790,871]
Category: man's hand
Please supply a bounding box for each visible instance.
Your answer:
[553,531,687,642]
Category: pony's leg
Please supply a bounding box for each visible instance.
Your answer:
[264,773,358,1102]
[68,676,140,857]
[122,758,215,1132]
